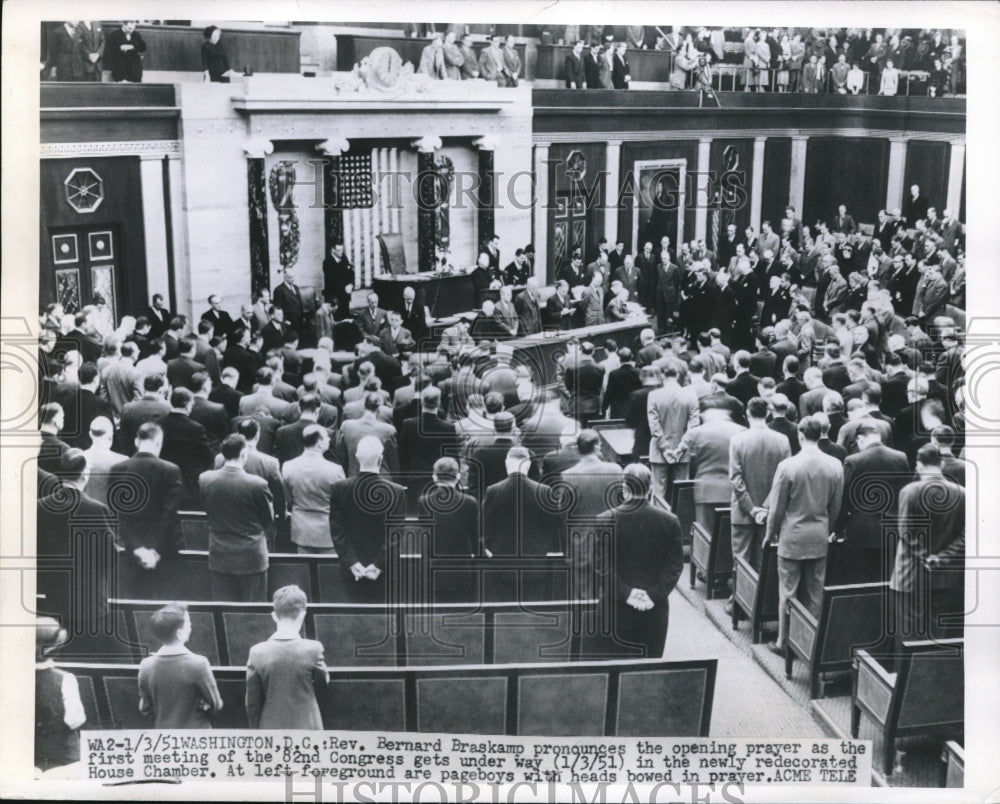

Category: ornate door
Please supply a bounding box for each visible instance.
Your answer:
[47,225,121,329]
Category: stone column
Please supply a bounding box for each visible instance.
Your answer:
[412,136,442,274]
[139,154,170,310]
[244,137,274,298]
[316,137,350,255]
[886,137,908,215]
[946,141,965,217]
[789,135,808,216]
[474,136,497,251]
[604,140,622,246]
[694,137,712,243]
[532,142,551,283]
[165,152,187,318]
[750,136,767,231]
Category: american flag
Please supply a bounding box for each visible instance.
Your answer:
[337,148,402,287]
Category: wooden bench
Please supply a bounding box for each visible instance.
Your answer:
[66,599,603,667]
[851,639,964,776]
[785,582,890,699]
[940,740,964,788]
[688,506,732,599]
[61,657,717,736]
[731,542,780,643]
[670,479,696,551]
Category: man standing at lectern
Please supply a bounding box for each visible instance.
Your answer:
[323,243,354,316]
[272,269,306,340]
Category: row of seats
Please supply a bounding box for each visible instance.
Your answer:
[59,658,718,736]
[58,598,655,666]
[681,496,964,778]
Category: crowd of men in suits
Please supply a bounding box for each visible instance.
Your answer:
[36,192,965,663]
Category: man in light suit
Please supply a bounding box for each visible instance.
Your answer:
[563,341,605,427]
[238,367,292,421]
[729,397,791,588]
[681,406,746,531]
[890,443,964,648]
[333,393,399,478]
[282,425,345,554]
[576,271,606,327]
[646,364,699,499]
[199,434,275,601]
[764,416,844,654]
[755,220,780,261]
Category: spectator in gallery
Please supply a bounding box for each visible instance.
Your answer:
[418,32,447,79]
[34,618,86,776]
[879,58,900,96]
[478,34,516,87]
[42,20,80,81]
[441,31,465,80]
[584,42,602,89]
[801,54,821,93]
[201,26,232,83]
[137,603,223,729]
[829,52,850,93]
[565,40,587,88]
[458,34,479,80]
[845,61,865,94]
[104,20,146,83]
[75,21,105,82]
[503,35,522,85]
[246,585,328,730]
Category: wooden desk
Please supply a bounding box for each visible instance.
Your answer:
[373,272,477,318]
[597,427,635,465]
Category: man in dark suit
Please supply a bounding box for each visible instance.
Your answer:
[832,203,856,236]
[210,366,244,419]
[602,348,641,419]
[356,293,389,339]
[64,311,101,365]
[514,277,544,336]
[378,310,416,358]
[330,436,407,602]
[260,306,289,354]
[201,294,235,340]
[395,286,430,347]
[563,341,605,427]
[43,20,80,80]
[222,327,263,394]
[418,458,480,557]
[540,425,582,482]
[543,279,575,329]
[764,416,844,654]
[157,387,214,507]
[833,421,910,585]
[483,446,564,556]
[272,269,306,338]
[274,394,331,466]
[890,444,964,648]
[109,422,184,598]
[193,320,222,384]
[564,39,587,87]
[322,243,355,315]
[199,434,274,601]
[145,294,172,339]
[36,449,117,634]
[189,372,231,453]
[583,43,602,88]
[596,464,684,657]
[726,351,761,408]
[120,374,171,453]
[166,336,206,392]
[59,362,114,449]
[399,387,458,506]
[902,184,929,226]
[37,402,71,477]
[654,254,683,335]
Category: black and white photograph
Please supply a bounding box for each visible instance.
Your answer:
[2,1,999,802]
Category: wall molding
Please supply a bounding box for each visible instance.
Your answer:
[40,140,181,159]
[534,130,964,146]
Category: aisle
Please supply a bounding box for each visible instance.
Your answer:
[661,589,827,738]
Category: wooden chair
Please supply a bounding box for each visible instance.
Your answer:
[377,233,409,275]
[689,506,732,599]
[786,581,889,698]
[851,639,964,776]
[731,542,779,642]
[669,479,696,550]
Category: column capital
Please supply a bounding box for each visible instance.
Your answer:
[754,135,768,144]
[698,136,713,146]
[243,137,274,158]
[472,135,498,152]
[888,136,909,144]
[316,137,350,157]
[791,134,809,142]
[533,141,552,151]
[412,135,443,153]
[605,140,623,150]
